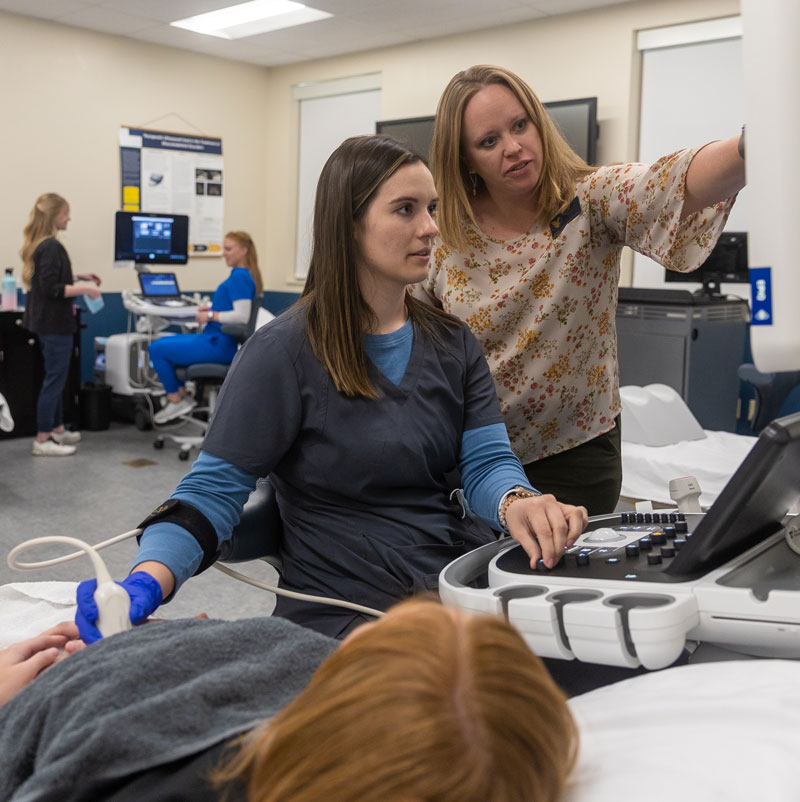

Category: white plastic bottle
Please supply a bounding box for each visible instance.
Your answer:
[1,268,17,311]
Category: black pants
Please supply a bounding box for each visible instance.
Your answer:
[523,415,622,516]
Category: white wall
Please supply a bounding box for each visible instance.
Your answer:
[0,0,741,294]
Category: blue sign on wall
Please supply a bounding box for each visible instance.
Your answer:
[749,267,773,326]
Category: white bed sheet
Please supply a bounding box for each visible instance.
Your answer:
[0,582,77,649]
[565,658,800,801]
[621,429,757,508]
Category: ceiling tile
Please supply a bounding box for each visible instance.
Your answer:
[57,5,159,35]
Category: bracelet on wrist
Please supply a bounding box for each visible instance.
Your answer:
[497,485,541,532]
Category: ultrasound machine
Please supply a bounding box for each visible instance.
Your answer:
[440,412,800,669]
[103,211,206,428]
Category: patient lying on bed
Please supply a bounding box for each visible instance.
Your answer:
[3,600,800,802]
[0,599,576,802]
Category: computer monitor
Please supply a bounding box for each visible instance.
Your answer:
[114,211,189,266]
[375,97,599,165]
[664,231,749,298]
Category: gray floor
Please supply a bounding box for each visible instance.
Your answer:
[0,422,277,620]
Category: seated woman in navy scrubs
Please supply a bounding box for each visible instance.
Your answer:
[76,135,587,641]
[149,230,263,424]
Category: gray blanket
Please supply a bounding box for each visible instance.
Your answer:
[0,616,338,802]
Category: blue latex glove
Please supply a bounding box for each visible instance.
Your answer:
[75,571,164,644]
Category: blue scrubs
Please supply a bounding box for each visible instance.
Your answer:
[148,267,255,394]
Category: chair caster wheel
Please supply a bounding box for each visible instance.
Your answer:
[153,438,164,450]
[179,450,190,461]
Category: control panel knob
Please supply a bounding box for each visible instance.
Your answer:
[576,552,591,566]
[675,521,689,534]
[660,546,676,558]
[647,552,663,565]
[651,532,667,545]
[625,543,640,558]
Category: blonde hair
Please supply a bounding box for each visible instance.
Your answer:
[432,65,595,252]
[224,230,263,296]
[20,193,68,289]
[215,599,578,802]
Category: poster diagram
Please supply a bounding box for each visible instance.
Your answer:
[119,127,224,256]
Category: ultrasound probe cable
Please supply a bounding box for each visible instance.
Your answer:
[7,529,385,627]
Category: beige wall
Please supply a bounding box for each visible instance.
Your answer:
[1,0,740,295]
[264,0,740,289]
[0,11,270,293]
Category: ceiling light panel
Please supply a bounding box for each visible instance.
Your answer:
[171,0,332,39]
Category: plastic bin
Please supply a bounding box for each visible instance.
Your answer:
[80,382,112,431]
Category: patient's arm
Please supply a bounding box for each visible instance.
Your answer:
[0,622,84,707]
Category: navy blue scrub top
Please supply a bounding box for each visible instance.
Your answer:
[202,305,504,637]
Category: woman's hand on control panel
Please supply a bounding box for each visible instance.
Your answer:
[506,496,588,569]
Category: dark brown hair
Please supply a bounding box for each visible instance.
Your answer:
[300,135,461,398]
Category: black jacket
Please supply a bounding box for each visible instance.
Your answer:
[22,238,75,335]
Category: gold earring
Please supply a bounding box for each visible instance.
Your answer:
[469,172,477,197]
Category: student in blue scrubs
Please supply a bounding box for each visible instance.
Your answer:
[149,230,263,423]
[76,136,587,640]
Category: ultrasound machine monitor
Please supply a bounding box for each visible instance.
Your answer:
[136,271,197,309]
[137,272,182,299]
[114,211,189,266]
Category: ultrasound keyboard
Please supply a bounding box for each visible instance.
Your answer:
[497,512,705,584]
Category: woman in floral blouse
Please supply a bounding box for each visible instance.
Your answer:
[418,64,746,514]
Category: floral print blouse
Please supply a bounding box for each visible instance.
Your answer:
[420,147,735,464]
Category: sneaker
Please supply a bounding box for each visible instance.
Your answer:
[154,398,197,425]
[51,429,81,445]
[32,437,76,457]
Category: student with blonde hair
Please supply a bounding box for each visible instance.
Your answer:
[0,599,578,802]
[149,229,263,423]
[20,193,102,456]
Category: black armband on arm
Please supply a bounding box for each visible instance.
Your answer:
[137,498,220,576]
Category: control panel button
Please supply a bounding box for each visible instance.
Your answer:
[651,532,667,545]
[647,552,663,565]
[675,521,689,534]
[625,543,640,558]
[660,546,675,558]
[576,552,591,566]
[674,538,687,551]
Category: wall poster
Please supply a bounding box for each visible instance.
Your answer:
[119,126,224,256]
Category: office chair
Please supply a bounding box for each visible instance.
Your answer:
[217,476,283,573]
[738,363,800,434]
[153,295,263,460]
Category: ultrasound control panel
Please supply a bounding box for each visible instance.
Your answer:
[496,512,706,583]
